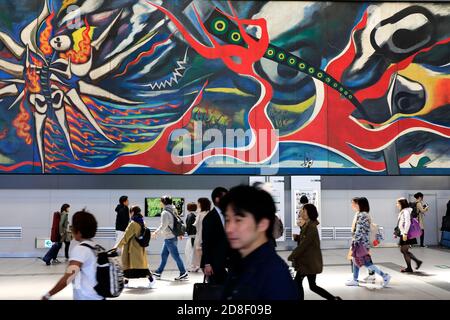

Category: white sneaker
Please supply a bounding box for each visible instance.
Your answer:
[382,274,391,287]
[174,272,189,281]
[147,278,156,289]
[345,279,359,286]
[362,274,376,284]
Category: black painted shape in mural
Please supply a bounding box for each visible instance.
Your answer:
[370,6,436,62]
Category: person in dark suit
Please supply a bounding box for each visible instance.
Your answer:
[221,185,299,300]
[201,187,229,285]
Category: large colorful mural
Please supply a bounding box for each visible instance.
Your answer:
[0,0,449,175]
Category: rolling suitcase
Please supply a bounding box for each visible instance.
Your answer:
[440,231,450,248]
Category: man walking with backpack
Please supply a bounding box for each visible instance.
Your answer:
[151,196,188,281]
[42,210,105,300]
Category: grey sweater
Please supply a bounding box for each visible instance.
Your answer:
[154,205,177,239]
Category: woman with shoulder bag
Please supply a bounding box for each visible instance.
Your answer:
[288,204,341,300]
[115,206,156,288]
[348,197,376,284]
[345,197,391,287]
[396,198,423,273]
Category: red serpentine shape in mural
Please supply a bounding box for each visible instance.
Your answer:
[115,34,174,78]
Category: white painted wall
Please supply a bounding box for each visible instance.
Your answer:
[0,189,213,257]
[0,187,448,256]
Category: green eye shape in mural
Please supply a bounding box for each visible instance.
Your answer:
[277,52,286,61]
[211,17,228,34]
[266,48,275,57]
[229,31,242,44]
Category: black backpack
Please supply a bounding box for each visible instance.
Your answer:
[135,223,151,247]
[168,210,186,237]
[80,243,124,298]
[185,213,197,236]
[409,202,419,219]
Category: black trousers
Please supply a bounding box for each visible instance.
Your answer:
[294,273,335,300]
[63,241,70,259]
[420,229,425,246]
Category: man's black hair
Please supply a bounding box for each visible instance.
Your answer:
[211,187,228,207]
[119,196,128,205]
[72,210,97,239]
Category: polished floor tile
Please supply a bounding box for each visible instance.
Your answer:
[0,247,449,300]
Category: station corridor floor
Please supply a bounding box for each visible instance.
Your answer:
[0,247,449,300]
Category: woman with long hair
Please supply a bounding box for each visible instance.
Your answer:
[396,198,423,273]
[345,197,391,287]
[192,197,211,271]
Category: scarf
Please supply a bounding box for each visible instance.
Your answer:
[131,213,144,225]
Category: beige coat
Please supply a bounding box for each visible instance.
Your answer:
[416,201,428,229]
[192,211,208,267]
[118,221,148,271]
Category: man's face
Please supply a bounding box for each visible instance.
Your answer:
[124,199,129,207]
[225,205,267,251]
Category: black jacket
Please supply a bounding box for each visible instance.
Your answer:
[201,208,230,270]
[115,204,130,232]
[222,241,299,300]
[185,212,197,236]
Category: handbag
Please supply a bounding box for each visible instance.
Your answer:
[193,276,224,300]
[407,218,422,239]
[394,226,401,237]
[351,242,368,258]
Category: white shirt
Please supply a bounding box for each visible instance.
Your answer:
[70,240,103,300]
[215,206,225,227]
[398,208,412,236]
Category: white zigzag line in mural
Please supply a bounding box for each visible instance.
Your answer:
[148,56,188,90]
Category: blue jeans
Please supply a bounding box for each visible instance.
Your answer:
[353,259,386,281]
[155,238,186,275]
